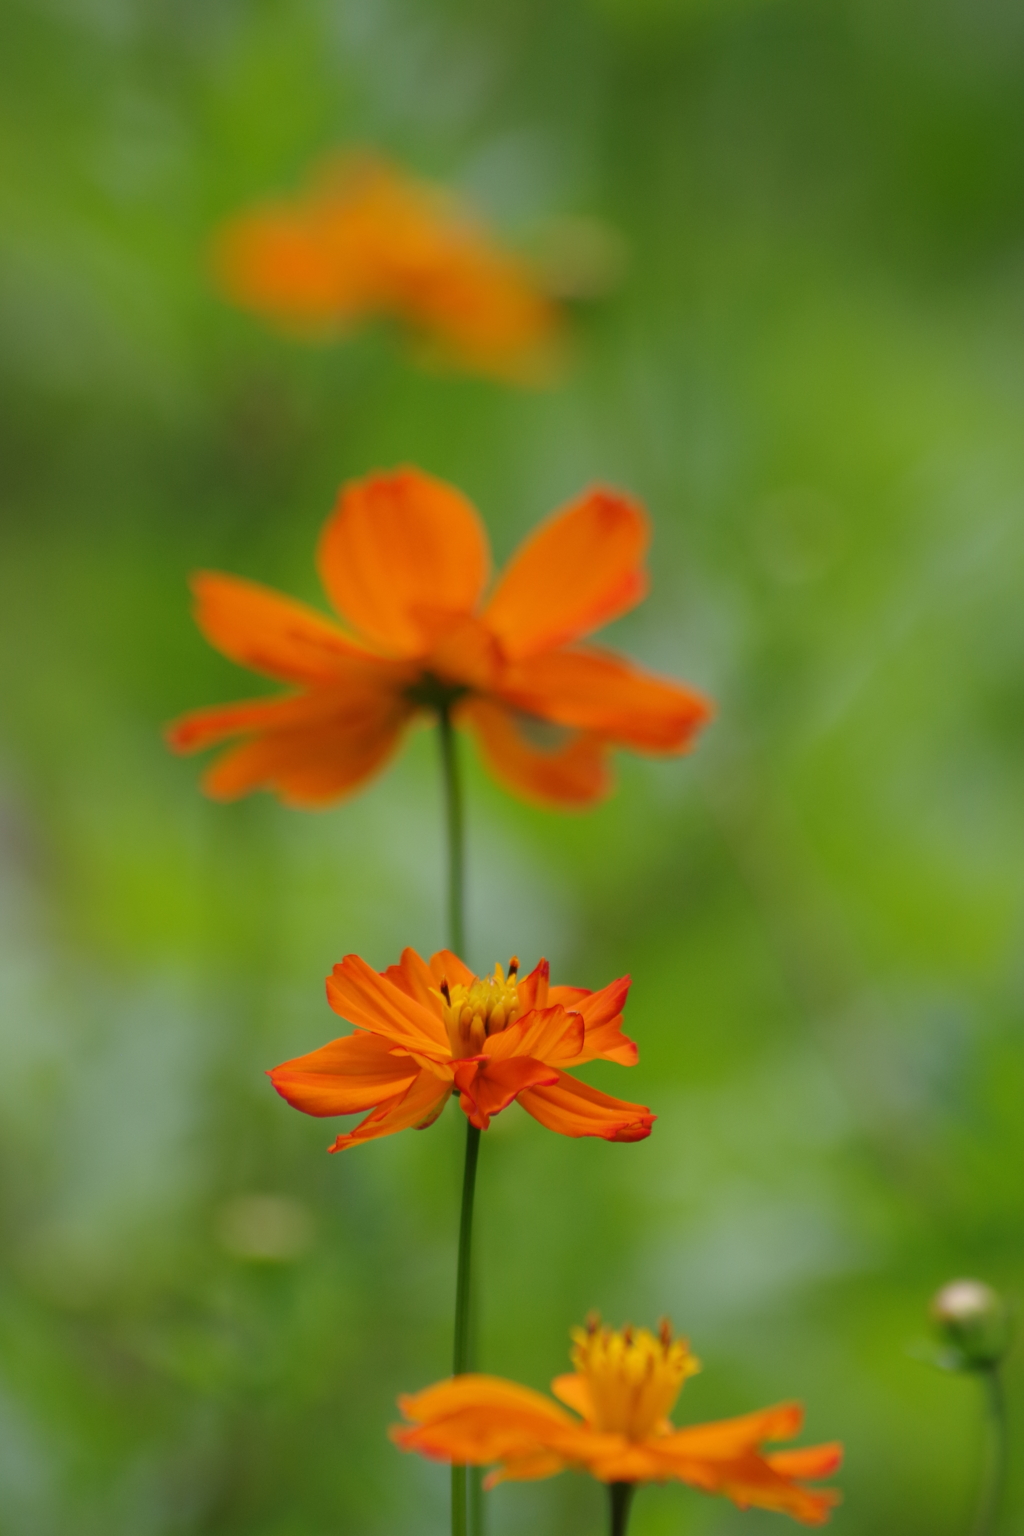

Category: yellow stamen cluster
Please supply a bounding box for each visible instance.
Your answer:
[438,960,522,1059]
[571,1315,700,1440]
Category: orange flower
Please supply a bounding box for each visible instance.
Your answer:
[165,466,712,810]
[392,1318,842,1526]
[213,153,559,381]
[268,950,653,1150]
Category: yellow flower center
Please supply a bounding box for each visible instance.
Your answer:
[438,960,522,1059]
[572,1317,700,1440]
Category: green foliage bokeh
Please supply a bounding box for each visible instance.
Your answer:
[1,0,1023,1532]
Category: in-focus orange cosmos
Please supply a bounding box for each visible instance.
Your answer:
[393,1317,842,1525]
[166,467,712,809]
[269,949,653,1150]
[214,154,558,381]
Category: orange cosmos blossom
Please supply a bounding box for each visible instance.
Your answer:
[165,466,713,810]
[393,1317,842,1526]
[213,153,559,381]
[268,948,653,1150]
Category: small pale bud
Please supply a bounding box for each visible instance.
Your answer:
[930,1279,1011,1370]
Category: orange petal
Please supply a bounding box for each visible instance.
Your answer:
[381,947,442,1009]
[517,1071,655,1142]
[428,949,477,989]
[317,467,490,656]
[186,572,373,685]
[268,1031,418,1115]
[517,959,550,1010]
[560,976,638,1067]
[484,488,649,660]
[196,697,408,806]
[498,645,714,753]
[392,1374,588,1470]
[484,1006,585,1068]
[768,1445,844,1480]
[329,1068,452,1152]
[454,1056,559,1130]
[549,1372,594,1421]
[212,204,371,328]
[459,697,611,808]
[661,1403,806,1460]
[326,954,450,1057]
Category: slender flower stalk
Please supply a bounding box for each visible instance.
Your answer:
[609,1481,635,1536]
[438,701,477,1536]
[972,1367,1007,1536]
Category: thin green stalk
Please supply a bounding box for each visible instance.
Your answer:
[971,1367,1007,1536]
[609,1482,636,1536]
[438,709,481,1536]
[438,707,465,960]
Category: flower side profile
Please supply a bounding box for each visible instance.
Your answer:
[392,1316,842,1525]
[269,949,654,1150]
[213,153,559,381]
[165,466,713,809]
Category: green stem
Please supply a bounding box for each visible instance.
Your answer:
[971,1367,1007,1536]
[438,707,465,960]
[609,1482,635,1536]
[438,709,480,1536]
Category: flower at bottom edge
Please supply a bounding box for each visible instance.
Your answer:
[391,1318,842,1527]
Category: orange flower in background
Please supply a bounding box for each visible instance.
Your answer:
[269,949,653,1150]
[213,154,559,381]
[165,466,713,809]
[393,1317,842,1525]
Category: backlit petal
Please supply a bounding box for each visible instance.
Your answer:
[454,1056,559,1130]
[550,1372,594,1421]
[499,645,713,753]
[318,467,489,655]
[381,947,442,1009]
[329,1069,453,1152]
[484,1006,585,1067]
[268,1031,418,1115]
[560,976,638,1067]
[198,698,408,806]
[517,1072,655,1142]
[187,571,371,685]
[460,698,611,808]
[428,949,477,990]
[327,953,450,1056]
[484,488,649,660]
[768,1445,844,1480]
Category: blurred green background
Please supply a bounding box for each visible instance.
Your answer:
[2,0,1024,1532]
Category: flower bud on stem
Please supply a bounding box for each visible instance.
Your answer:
[930,1281,1012,1536]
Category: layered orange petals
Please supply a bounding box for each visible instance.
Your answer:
[499,646,713,754]
[268,947,652,1149]
[167,465,712,811]
[459,698,611,808]
[517,1073,655,1143]
[484,488,650,660]
[392,1378,840,1526]
[318,468,490,657]
[213,154,559,381]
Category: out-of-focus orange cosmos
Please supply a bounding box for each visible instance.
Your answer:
[213,154,560,382]
[393,1317,842,1525]
[165,466,713,810]
[268,950,653,1151]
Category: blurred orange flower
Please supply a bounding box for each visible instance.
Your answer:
[165,466,712,809]
[213,154,559,381]
[393,1317,842,1525]
[269,950,653,1151]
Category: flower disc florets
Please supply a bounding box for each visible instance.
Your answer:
[438,959,522,1058]
[571,1315,700,1440]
